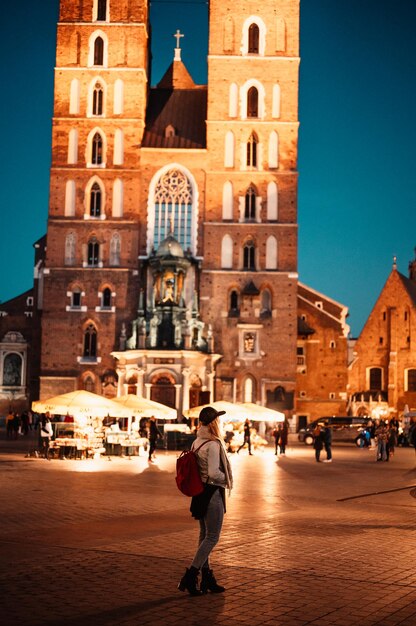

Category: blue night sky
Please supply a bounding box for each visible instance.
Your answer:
[0,0,415,336]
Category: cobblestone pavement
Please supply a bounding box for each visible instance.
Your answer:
[1,432,416,626]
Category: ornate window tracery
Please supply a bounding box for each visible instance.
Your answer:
[153,169,193,251]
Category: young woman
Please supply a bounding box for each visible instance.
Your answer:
[178,406,233,596]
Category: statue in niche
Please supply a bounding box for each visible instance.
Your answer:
[162,276,175,303]
[244,332,256,353]
[149,314,161,347]
[3,353,22,386]
[126,321,137,349]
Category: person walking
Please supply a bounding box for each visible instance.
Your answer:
[375,420,388,461]
[272,425,281,455]
[322,421,332,463]
[237,418,253,455]
[148,416,163,463]
[6,411,14,438]
[178,406,233,596]
[313,424,324,462]
[40,414,53,460]
[279,419,289,456]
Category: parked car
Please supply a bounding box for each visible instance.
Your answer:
[298,416,372,446]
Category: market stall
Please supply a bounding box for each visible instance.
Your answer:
[32,391,127,459]
[109,395,176,454]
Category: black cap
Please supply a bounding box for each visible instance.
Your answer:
[199,406,226,425]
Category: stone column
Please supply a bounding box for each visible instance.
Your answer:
[182,368,191,411]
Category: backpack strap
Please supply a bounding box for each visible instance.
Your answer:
[193,440,211,454]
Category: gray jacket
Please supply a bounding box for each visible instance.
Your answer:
[191,428,226,488]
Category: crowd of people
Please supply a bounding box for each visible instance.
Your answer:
[311,417,416,463]
[6,410,36,438]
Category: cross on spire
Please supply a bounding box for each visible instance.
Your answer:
[173,29,184,61]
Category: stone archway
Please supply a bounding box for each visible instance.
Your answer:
[150,372,176,408]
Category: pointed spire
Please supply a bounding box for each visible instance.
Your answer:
[173,29,184,61]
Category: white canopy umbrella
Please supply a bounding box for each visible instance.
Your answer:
[183,401,244,422]
[32,390,127,420]
[238,402,285,422]
[111,395,177,420]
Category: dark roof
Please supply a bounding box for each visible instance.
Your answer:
[397,271,416,306]
[142,88,207,149]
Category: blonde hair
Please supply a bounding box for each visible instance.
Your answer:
[207,417,224,442]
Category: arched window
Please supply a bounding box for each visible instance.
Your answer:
[369,367,383,391]
[68,129,78,164]
[94,37,104,65]
[260,289,272,318]
[221,234,233,269]
[101,287,112,309]
[245,186,256,220]
[272,84,281,118]
[229,289,239,317]
[244,377,255,402]
[267,182,278,220]
[247,87,258,118]
[92,82,104,115]
[3,353,22,386]
[268,131,279,169]
[243,240,255,270]
[87,238,99,267]
[113,129,124,165]
[247,133,258,168]
[113,79,124,115]
[90,182,102,217]
[248,23,260,53]
[229,83,238,118]
[222,181,233,220]
[69,79,80,114]
[112,178,123,217]
[224,131,235,168]
[110,233,121,266]
[65,180,76,217]
[266,236,278,269]
[65,233,76,265]
[84,375,95,392]
[91,132,103,165]
[96,0,107,21]
[406,369,416,392]
[83,324,97,358]
[152,168,193,251]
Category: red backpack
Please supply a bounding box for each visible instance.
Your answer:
[175,440,210,497]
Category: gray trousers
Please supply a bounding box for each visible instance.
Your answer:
[191,489,224,570]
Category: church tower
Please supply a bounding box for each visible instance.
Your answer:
[202,0,300,407]
[36,0,300,414]
[39,0,150,397]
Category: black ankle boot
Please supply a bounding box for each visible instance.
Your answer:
[178,566,202,596]
[200,568,225,594]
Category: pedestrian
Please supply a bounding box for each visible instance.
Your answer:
[279,419,289,456]
[178,406,233,596]
[6,411,14,438]
[408,419,416,456]
[375,420,388,461]
[12,413,20,439]
[148,416,163,463]
[387,420,398,460]
[40,414,53,460]
[272,424,280,455]
[21,411,29,436]
[322,421,332,463]
[236,418,253,455]
[313,423,324,462]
